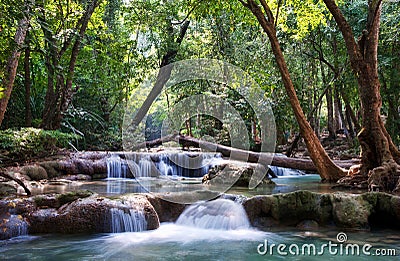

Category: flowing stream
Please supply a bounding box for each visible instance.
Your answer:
[7,153,398,259]
[1,197,399,260]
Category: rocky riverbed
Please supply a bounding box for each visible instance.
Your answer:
[1,190,399,240]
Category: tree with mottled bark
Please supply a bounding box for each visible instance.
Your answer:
[322,0,400,193]
[239,0,347,182]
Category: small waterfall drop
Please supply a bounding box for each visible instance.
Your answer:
[2,215,29,238]
[107,155,126,179]
[176,199,250,230]
[156,153,221,177]
[138,156,152,178]
[110,208,147,233]
[269,165,304,176]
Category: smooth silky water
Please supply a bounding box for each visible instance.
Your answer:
[6,155,399,260]
[1,224,399,260]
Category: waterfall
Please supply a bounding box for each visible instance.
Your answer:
[3,215,28,238]
[110,208,147,233]
[107,153,221,179]
[107,155,126,179]
[138,156,152,178]
[157,159,174,176]
[156,153,221,177]
[269,165,304,176]
[176,199,250,230]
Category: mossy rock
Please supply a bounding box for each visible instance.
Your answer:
[269,190,321,224]
[34,194,61,209]
[331,193,372,229]
[0,183,17,197]
[56,190,94,206]
[39,161,61,179]
[21,165,48,181]
[92,173,107,179]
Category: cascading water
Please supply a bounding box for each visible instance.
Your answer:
[176,199,250,230]
[156,153,221,177]
[1,214,29,239]
[107,155,129,194]
[110,208,147,233]
[269,165,304,176]
[107,155,126,179]
[106,152,222,194]
[138,156,152,178]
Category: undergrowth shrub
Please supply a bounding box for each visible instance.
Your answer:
[0,128,81,160]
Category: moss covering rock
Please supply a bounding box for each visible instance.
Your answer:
[243,191,400,230]
[20,165,48,181]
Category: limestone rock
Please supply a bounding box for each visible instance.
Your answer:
[146,194,186,222]
[331,193,372,229]
[203,161,275,188]
[243,191,400,230]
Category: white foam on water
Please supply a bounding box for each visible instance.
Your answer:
[176,199,250,230]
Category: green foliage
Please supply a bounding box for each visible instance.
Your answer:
[0,128,81,159]
[1,0,399,151]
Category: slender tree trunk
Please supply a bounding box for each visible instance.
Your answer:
[24,34,32,127]
[333,85,342,132]
[0,0,31,126]
[341,90,360,132]
[41,0,101,130]
[320,62,336,139]
[323,0,400,192]
[129,21,190,130]
[240,0,346,181]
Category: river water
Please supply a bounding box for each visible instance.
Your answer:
[1,224,398,260]
[5,157,399,260]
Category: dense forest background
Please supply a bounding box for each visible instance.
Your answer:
[0,0,399,153]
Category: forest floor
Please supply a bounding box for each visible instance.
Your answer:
[277,132,360,161]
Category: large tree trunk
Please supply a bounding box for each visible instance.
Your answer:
[323,0,400,193]
[0,0,31,126]
[240,0,346,181]
[40,0,101,130]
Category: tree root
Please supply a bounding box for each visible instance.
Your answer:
[337,161,400,193]
[367,160,400,192]
[337,164,368,189]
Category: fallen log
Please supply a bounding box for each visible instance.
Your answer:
[175,135,359,173]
